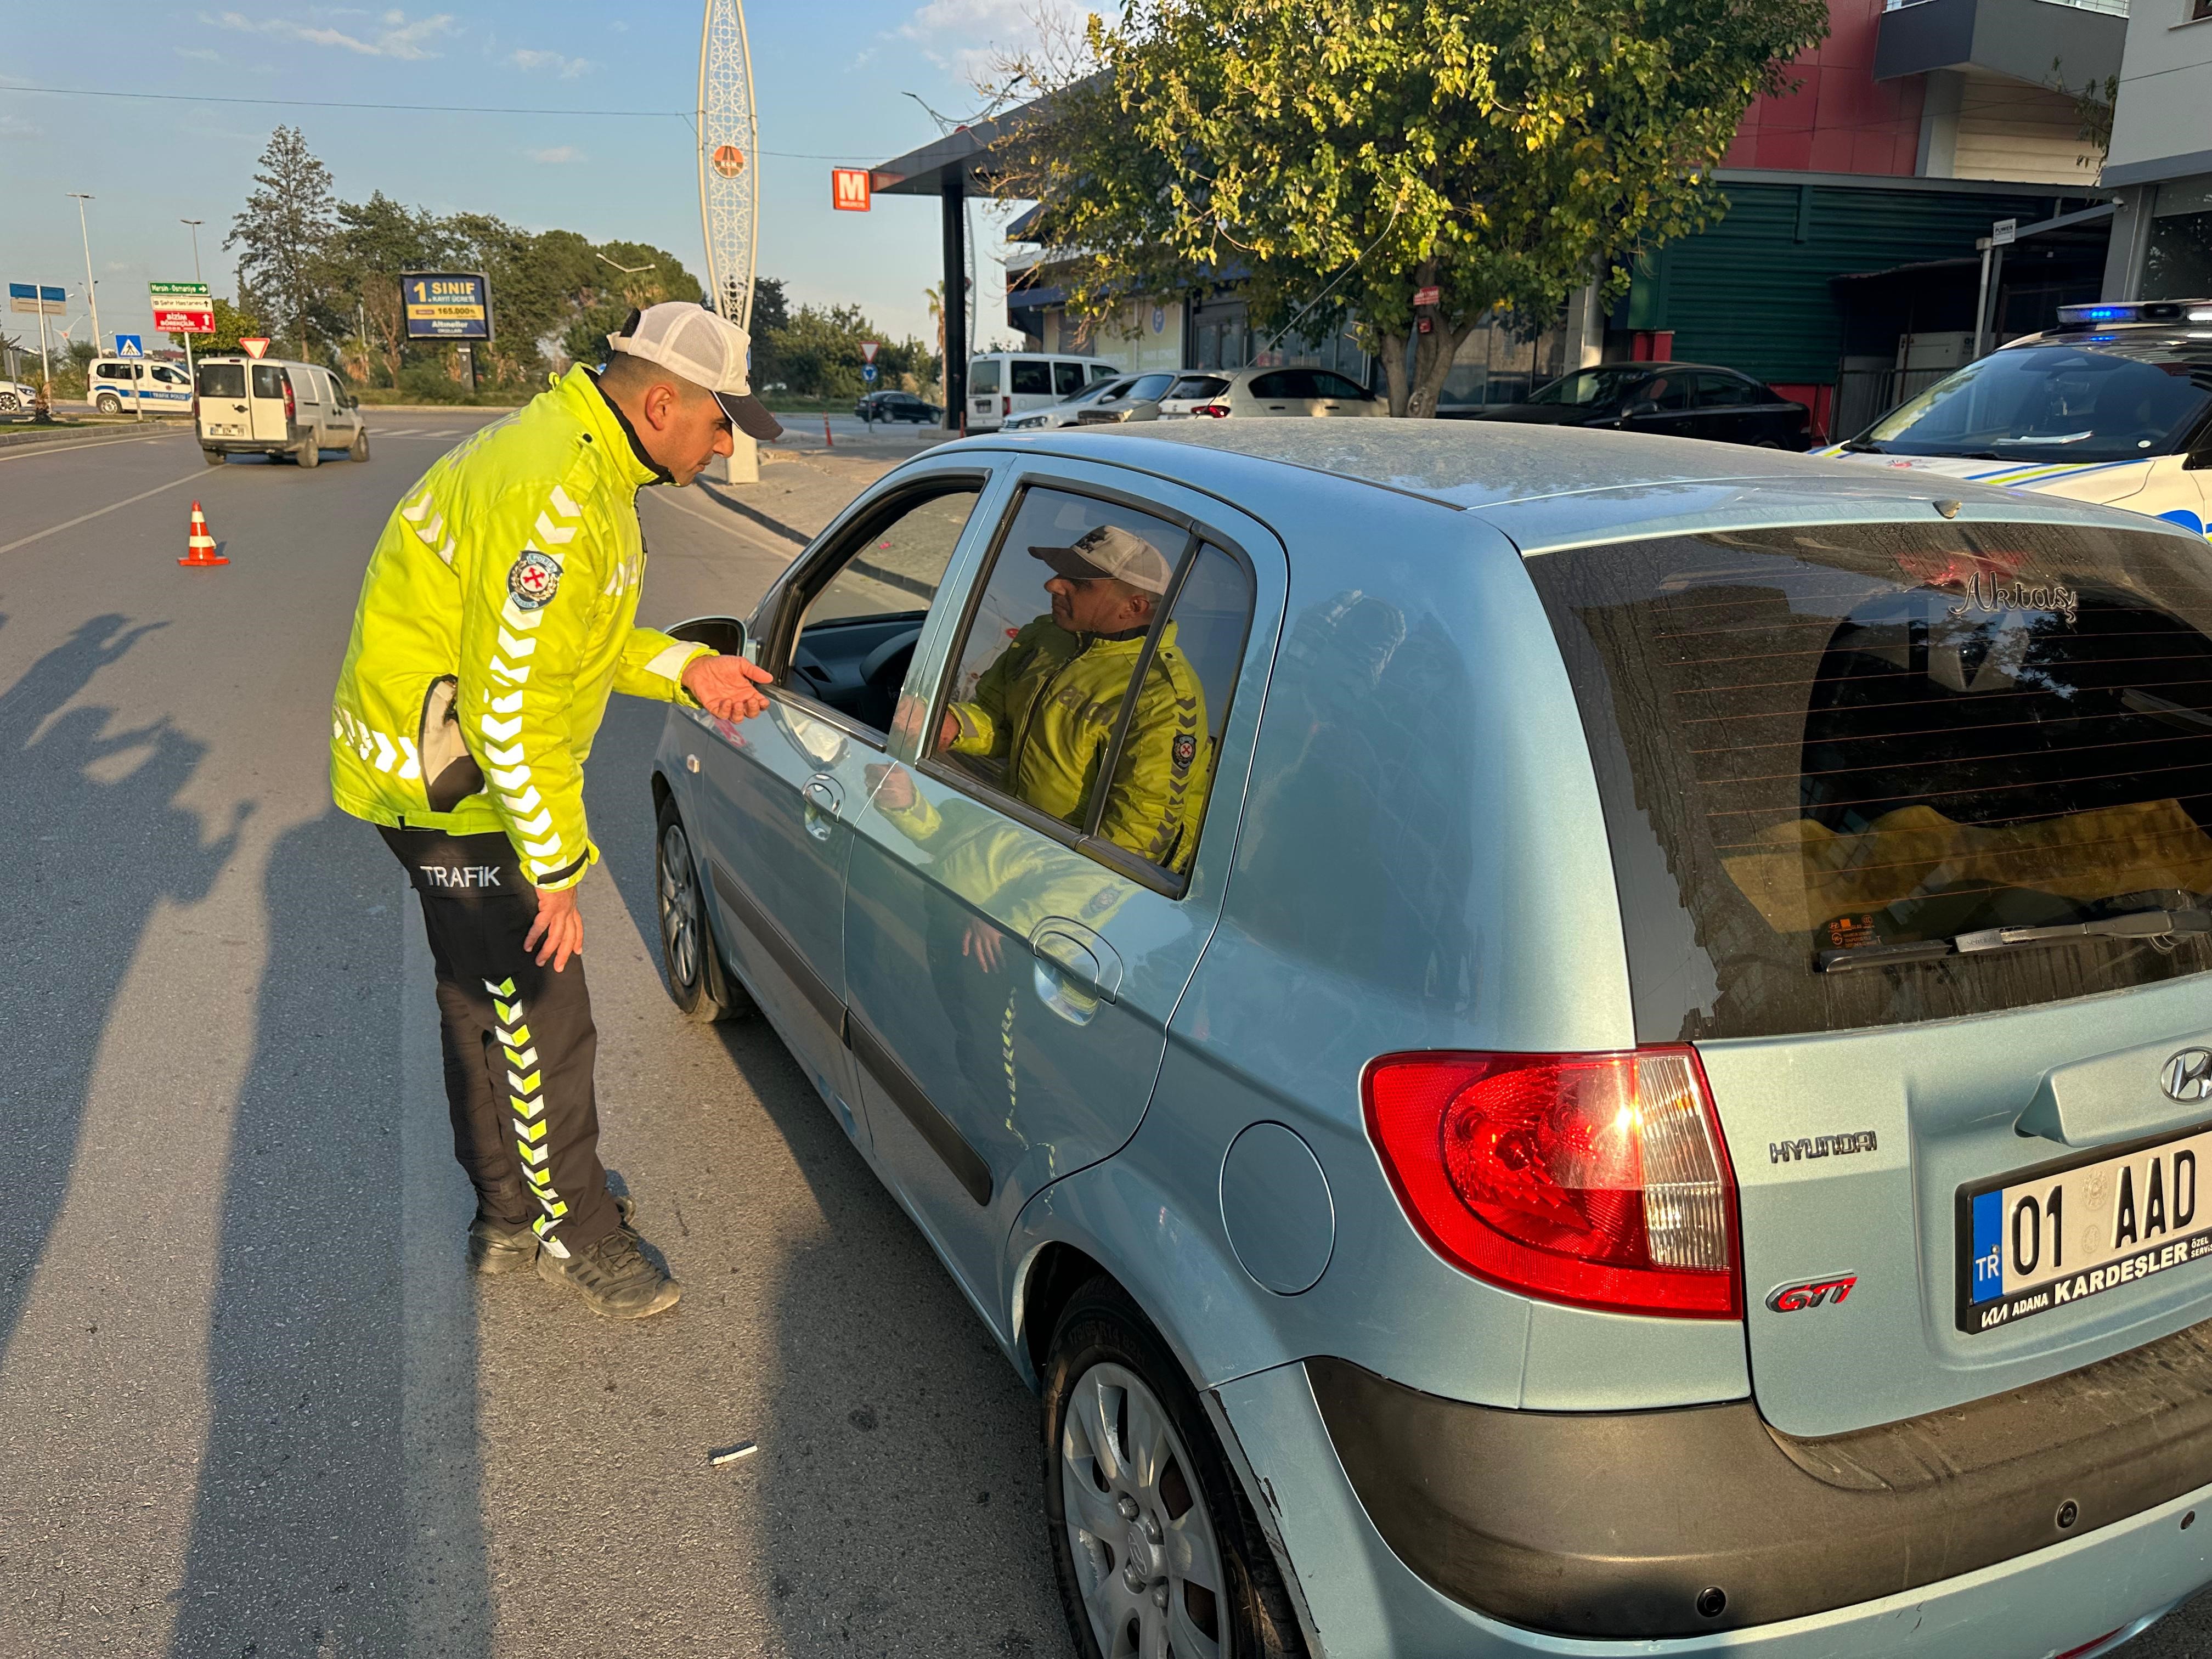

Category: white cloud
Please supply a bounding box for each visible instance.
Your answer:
[174,46,223,61]
[509,47,593,78]
[526,145,583,165]
[202,9,458,59]
[895,0,1102,80]
[0,111,41,140]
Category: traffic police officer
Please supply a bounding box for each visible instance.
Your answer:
[329,302,779,1319]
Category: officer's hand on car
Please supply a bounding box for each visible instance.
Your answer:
[682,653,774,721]
[526,884,584,973]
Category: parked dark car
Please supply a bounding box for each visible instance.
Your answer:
[855,390,942,424]
[1451,363,1810,447]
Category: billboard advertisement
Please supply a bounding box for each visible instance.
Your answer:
[400,272,492,341]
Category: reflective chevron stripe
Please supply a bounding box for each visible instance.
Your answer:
[486,980,569,1233]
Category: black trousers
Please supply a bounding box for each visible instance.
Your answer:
[381,826,620,1254]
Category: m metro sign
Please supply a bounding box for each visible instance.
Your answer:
[151,281,214,335]
[831,168,872,212]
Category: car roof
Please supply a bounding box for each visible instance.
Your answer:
[2006,324,2212,356]
[949,421,2190,554]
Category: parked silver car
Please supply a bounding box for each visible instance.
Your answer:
[651,421,2212,1659]
[1156,364,1385,419]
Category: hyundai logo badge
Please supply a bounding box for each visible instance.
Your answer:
[2163,1049,2212,1103]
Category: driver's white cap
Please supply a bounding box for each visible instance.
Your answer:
[607,302,782,440]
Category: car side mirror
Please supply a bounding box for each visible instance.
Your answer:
[2187,447,2212,472]
[1625,399,1662,418]
[668,614,749,659]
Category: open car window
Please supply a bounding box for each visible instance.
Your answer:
[786,486,982,737]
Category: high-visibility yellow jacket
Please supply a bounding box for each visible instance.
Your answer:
[943,616,1211,873]
[328,367,709,889]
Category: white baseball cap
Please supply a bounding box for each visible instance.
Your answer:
[1029,523,1175,594]
[606,301,782,440]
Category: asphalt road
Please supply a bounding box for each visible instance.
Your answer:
[7,412,2212,1659]
[0,414,1069,1657]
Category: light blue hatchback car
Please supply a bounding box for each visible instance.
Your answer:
[649,421,2212,1659]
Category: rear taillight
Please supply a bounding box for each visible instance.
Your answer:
[1363,1047,1741,1318]
[1194,402,1229,418]
[1001,394,1012,415]
[283,380,296,422]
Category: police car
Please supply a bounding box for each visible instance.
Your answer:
[1817,300,2212,539]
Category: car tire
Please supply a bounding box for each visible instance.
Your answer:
[297,438,320,469]
[654,796,752,1024]
[1044,1276,1309,1659]
[201,447,226,467]
[349,427,369,461]
[95,393,121,415]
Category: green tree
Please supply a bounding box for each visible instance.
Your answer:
[328,191,450,386]
[227,125,340,359]
[998,0,1827,415]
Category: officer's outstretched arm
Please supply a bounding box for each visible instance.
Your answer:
[613,626,711,702]
[457,484,599,891]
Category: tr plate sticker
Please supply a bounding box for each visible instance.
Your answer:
[507,550,562,609]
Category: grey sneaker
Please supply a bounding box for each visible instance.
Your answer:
[467,1215,539,1275]
[535,1222,681,1320]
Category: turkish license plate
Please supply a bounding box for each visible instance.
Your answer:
[1958,1121,2212,1333]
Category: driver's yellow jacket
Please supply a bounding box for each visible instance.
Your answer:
[941,616,1210,873]
[327,367,709,888]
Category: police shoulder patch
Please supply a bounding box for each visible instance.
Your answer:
[507,549,562,609]
[1172,731,1198,774]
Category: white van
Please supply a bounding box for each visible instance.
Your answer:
[965,352,1121,432]
[88,356,195,415]
[194,356,367,468]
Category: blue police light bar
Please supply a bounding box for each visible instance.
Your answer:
[2056,301,2211,326]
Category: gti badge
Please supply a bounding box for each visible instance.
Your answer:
[2163,1049,2212,1104]
[1766,1275,1858,1312]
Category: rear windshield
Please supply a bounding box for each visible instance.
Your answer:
[1863,343,2212,462]
[1166,375,1229,402]
[197,364,246,399]
[1529,522,2212,1041]
[251,365,286,399]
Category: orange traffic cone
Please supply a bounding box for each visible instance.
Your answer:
[179,501,227,567]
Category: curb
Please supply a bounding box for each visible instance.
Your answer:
[0,422,190,452]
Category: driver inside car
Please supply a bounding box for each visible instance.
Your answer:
[923,523,1210,872]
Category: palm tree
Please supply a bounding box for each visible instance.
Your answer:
[924,281,945,404]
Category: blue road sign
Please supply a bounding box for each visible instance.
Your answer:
[115,335,143,358]
[861,364,879,383]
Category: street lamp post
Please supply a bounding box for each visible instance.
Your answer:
[67,192,110,419]
[181,219,206,390]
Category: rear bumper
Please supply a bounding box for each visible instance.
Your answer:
[1212,1335,2212,1657]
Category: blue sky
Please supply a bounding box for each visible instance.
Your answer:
[2,1,1096,356]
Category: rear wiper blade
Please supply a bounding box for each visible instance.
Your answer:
[1839,439,1883,453]
[1818,909,2212,972]
[1952,909,2212,953]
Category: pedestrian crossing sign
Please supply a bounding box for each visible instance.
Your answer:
[115,334,143,358]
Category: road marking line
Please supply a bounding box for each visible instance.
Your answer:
[0,469,209,556]
[0,433,185,463]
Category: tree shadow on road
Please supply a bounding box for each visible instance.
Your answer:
[165,809,492,1659]
[0,612,239,1359]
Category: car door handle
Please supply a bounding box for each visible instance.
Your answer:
[802,775,842,839]
[1030,918,1124,1002]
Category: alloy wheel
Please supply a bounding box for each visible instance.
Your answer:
[1059,1361,1231,1659]
[658,821,701,992]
